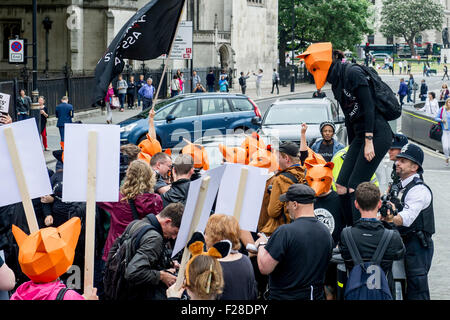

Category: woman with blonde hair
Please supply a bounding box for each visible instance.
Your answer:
[435,98,450,165]
[204,214,257,300]
[97,159,163,262]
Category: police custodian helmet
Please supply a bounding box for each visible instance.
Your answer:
[391,133,409,150]
[396,143,424,173]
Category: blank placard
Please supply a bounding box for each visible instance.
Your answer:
[62,124,120,202]
[0,118,52,207]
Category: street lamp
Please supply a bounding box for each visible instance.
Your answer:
[290,0,295,92]
[42,16,53,77]
[30,0,40,134]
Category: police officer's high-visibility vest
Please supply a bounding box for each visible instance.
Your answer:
[331,146,379,190]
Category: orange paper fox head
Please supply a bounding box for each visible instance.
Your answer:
[305,160,334,196]
[248,148,279,173]
[241,132,266,164]
[182,141,210,170]
[218,144,247,164]
[12,217,81,283]
[138,133,162,157]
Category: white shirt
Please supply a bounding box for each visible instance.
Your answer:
[420,98,439,116]
[398,174,432,228]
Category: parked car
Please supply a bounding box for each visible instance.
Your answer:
[370,52,392,61]
[119,93,262,148]
[257,97,347,147]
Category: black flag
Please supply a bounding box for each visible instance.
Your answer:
[92,0,185,104]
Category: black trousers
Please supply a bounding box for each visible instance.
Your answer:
[337,119,392,191]
[271,80,279,94]
[404,233,434,300]
[127,93,135,108]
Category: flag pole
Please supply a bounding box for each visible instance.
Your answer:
[152,7,184,108]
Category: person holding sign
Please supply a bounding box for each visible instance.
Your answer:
[9,217,98,300]
[0,113,12,125]
[98,159,163,262]
[255,184,333,300]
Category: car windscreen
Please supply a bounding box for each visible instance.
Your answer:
[263,104,328,125]
[136,96,184,119]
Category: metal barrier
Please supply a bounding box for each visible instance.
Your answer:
[401,104,444,153]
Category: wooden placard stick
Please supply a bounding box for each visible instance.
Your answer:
[174,175,211,290]
[233,166,249,224]
[4,127,39,233]
[84,130,98,295]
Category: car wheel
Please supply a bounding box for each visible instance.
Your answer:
[233,127,246,134]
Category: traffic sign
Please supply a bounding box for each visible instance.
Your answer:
[158,21,193,60]
[9,39,25,64]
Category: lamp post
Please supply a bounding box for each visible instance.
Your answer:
[290,0,295,92]
[42,16,53,77]
[30,0,41,134]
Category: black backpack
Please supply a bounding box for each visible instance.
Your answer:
[239,76,244,86]
[342,227,394,300]
[103,199,156,300]
[355,64,402,121]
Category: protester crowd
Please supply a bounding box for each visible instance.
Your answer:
[0,43,437,302]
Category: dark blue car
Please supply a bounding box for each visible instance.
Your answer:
[119,93,262,148]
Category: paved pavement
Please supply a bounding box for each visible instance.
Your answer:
[39,72,450,299]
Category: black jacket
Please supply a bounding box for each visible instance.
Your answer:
[124,215,172,300]
[339,220,405,277]
[16,96,31,113]
[161,178,190,207]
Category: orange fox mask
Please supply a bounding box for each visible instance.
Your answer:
[219,144,247,164]
[305,160,334,196]
[12,217,81,283]
[248,148,279,173]
[182,141,210,171]
[241,132,266,164]
[138,133,162,157]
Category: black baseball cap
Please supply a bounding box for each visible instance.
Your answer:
[278,141,299,158]
[279,184,316,204]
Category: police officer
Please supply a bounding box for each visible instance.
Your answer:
[388,133,409,187]
[382,143,435,300]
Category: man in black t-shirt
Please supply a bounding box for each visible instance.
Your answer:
[255,184,333,300]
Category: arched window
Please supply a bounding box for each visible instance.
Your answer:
[2,22,21,60]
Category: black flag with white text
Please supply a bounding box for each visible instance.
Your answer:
[92,0,185,104]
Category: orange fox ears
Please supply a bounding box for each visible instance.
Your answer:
[11,224,28,248]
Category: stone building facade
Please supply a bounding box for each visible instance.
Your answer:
[0,0,278,89]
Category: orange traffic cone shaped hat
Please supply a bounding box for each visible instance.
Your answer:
[12,217,81,283]
[297,42,332,90]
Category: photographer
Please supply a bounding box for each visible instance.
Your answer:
[339,182,405,297]
[161,154,194,207]
[382,144,435,300]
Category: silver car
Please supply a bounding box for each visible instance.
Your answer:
[258,97,347,147]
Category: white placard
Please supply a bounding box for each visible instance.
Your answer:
[171,165,227,258]
[62,124,120,202]
[215,163,269,232]
[0,118,52,207]
[172,176,204,258]
[0,92,10,113]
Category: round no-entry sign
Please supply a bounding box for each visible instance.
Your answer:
[11,41,22,53]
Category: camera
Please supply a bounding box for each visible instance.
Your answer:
[379,183,400,217]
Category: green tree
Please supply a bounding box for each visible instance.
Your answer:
[279,0,373,66]
[380,0,444,57]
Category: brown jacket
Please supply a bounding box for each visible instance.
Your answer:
[258,165,306,235]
